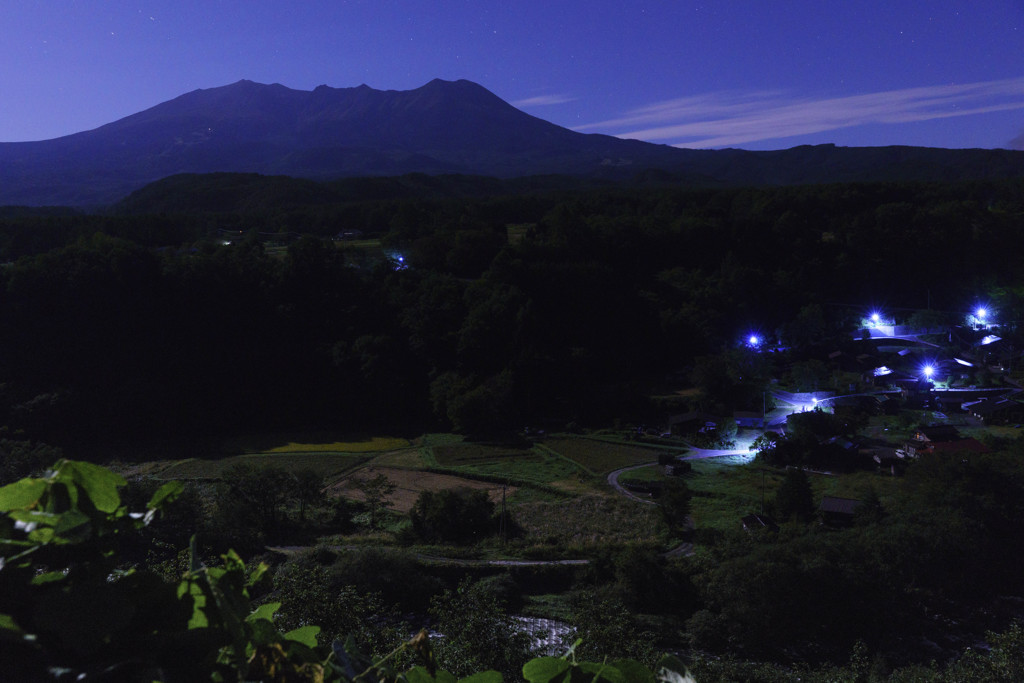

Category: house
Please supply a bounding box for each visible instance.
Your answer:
[734,411,765,429]
[904,424,988,457]
[819,496,861,526]
[935,393,968,414]
[967,396,1024,425]
[913,424,961,443]
[667,411,717,435]
[870,447,906,476]
[904,424,960,457]
[928,438,988,455]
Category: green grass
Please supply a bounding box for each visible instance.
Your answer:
[156,453,372,481]
[512,495,664,550]
[685,459,778,532]
[521,594,575,621]
[420,440,583,486]
[433,442,542,466]
[685,458,905,533]
[542,437,667,475]
[617,465,669,484]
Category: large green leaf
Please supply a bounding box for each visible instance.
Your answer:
[610,660,655,683]
[283,625,320,649]
[575,662,625,683]
[248,601,280,623]
[0,478,46,512]
[522,657,570,683]
[63,460,126,513]
[0,613,24,636]
[147,480,184,510]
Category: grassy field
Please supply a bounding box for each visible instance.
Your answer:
[422,439,583,486]
[685,457,905,533]
[685,459,778,532]
[156,453,372,481]
[512,494,664,550]
[432,442,541,466]
[541,437,668,475]
[616,464,669,484]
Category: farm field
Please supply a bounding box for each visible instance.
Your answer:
[423,438,583,488]
[540,437,671,475]
[685,457,904,533]
[616,464,670,484]
[511,494,664,550]
[328,465,515,513]
[222,432,411,454]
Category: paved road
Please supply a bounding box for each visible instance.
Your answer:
[681,447,750,459]
[606,462,659,504]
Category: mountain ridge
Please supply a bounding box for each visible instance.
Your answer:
[3,79,1024,207]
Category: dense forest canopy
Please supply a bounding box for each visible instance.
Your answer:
[3,173,1024,448]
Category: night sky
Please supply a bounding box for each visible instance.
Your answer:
[3,1,1023,150]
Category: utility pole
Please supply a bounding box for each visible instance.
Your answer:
[500,482,507,545]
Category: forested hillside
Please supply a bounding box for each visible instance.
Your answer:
[3,174,1024,446]
[5,174,1024,681]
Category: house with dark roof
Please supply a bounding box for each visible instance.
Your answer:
[734,411,765,428]
[966,396,1024,425]
[904,424,988,457]
[819,496,861,526]
[667,411,718,435]
[928,438,989,455]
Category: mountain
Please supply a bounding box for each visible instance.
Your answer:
[3,79,1024,207]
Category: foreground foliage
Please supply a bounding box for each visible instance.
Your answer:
[0,460,692,682]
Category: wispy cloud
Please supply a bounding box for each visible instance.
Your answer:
[577,77,1024,148]
[512,93,576,108]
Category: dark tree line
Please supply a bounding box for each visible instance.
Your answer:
[3,177,1024,449]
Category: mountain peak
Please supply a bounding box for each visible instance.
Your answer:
[4,79,1024,207]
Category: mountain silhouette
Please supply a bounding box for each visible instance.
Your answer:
[3,79,1024,206]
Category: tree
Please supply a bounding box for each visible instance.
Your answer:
[429,578,532,679]
[410,488,496,544]
[774,468,815,522]
[0,438,62,485]
[568,590,657,666]
[216,464,294,545]
[291,468,324,523]
[354,472,397,528]
[271,555,400,653]
[750,431,795,467]
[658,478,692,534]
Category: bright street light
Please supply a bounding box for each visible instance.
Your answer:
[922,365,935,379]
[748,335,760,346]
[977,308,987,319]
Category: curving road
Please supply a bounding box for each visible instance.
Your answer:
[605,460,698,557]
[606,462,659,504]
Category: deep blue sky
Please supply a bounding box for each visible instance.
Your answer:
[3,1,1023,149]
